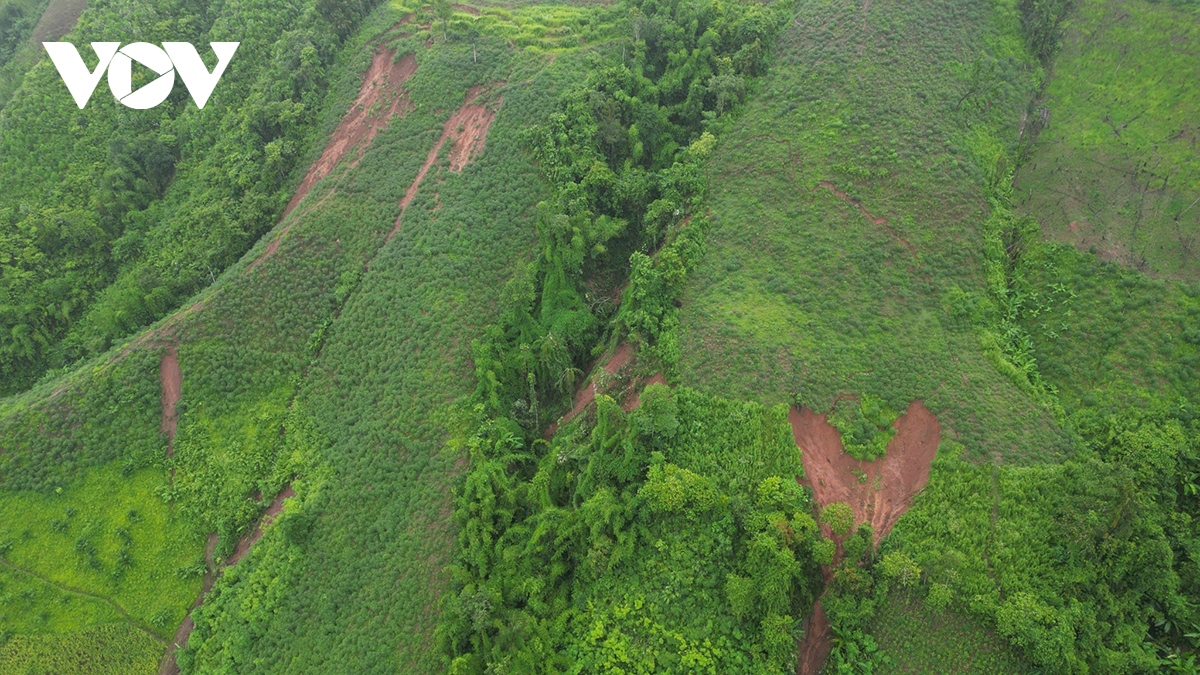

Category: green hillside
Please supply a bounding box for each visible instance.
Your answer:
[1015,0,1200,280]
[0,0,1197,673]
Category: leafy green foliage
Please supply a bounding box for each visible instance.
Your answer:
[0,623,163,675]
[441,388,827,674]
[869,589,1031,674]
[0,0,379,394]
[828,395,897,461]
[676,0,1073,463]
[176,8,609,672]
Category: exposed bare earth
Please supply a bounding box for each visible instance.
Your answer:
[543,342,633,438]
[796,599,832,675]
[622,373,665,411]
[159,347,181,455]
[389,85,502,240]
[254,49,418,268]
[159,486,295,675]
[227,485,296,566]
[791,401,940,675]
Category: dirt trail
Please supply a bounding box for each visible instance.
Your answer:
[159,347,181,455]
[622,373,665,411]
[452,3,481,15]
[796,600,832,675]
[816,180,916,255]
[253,49,418,269]
[159,485,295,675]
[389,85,502,240]
[791,401,940,675]
[227,485,296,566]
[543,343,633,438]
[30,0,87,44]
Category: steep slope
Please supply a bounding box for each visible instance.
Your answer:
[677,0,1066,463]
[1015,0,1200,280]
[674,0,1198,672]
[0,0,377,394]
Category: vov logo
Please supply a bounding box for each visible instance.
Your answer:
[43,42,239,110]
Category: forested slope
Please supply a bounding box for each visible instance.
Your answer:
[1,0,621,672]
[0,0,378,395]
[669,0,1199,672]
[0,0,1197,673]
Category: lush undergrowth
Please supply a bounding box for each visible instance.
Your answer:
[1,0,1198,672]
[178,2,617,672]
[0,0,52,106]
[672,0,1199,672]
[675,0,1072,464]
[1015,0,1200,280]
[869,589,1030,674]
[436,0,811,670]
[0,0,378,395]
[0,624,163,675]
[443,387,828,673]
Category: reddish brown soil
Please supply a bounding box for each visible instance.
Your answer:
[447,96,499,171]
[792,401,939,543]
[227,485,296,566]
[817,180,916,256]
[796,600,833,675]
[159,347,181,455]
[452,3,481,15]
[389,86,502,240]
[622,373,665,411]
[543,343,633,438]
[791,401,940,675]
[159,486,295,675]
[253,49,418,269]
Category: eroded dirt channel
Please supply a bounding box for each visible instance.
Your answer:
[791,401,940,674]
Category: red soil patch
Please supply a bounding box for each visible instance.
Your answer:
[543,343,633,438]
[791,401,940,675]
[622,373,665,411]
[159,486,295,675]
[816,180,916,256]
[389,86,502,240]
[227,484,296,566]
[159,347,181,455]
[796,600,833,675]
[253,49,418,269]
[30,0,87,44]
[452,3,481,15]
[793,401,938,543]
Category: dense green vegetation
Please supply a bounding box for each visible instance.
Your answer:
[443,387,828,673]
[0,0,46,68]
[1016,0,1200,280]
[673,0,1200,672]
[0,0,379,395]
[1,0,1198,671]
[177,3,624,672]
[869,589,1030,674]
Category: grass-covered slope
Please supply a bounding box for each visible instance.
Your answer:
[0,0,610,670]
[0,0,378,395]
[676,0,1066,462]
[1015,0,1200,280]
[673,0,1199,673]
[180,33,592,675]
